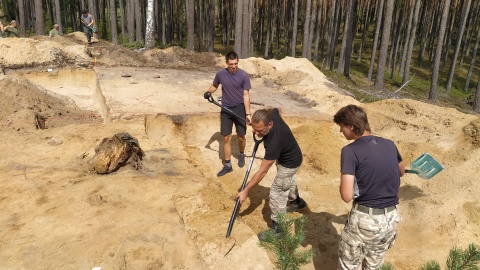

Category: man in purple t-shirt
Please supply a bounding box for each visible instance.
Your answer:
[204,51,252,177]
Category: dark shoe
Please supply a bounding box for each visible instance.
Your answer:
[288,197,307,212]
[258,221,280,242]
[238,153,245,168]
[217,165,232,177]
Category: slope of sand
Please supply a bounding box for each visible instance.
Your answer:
[0,35,479,269]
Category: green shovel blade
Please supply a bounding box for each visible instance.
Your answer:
[405,153,444,180]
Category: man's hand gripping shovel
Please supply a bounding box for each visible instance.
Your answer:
[226,133,264,238]
[405,153,444,180]
[204,92,247,123]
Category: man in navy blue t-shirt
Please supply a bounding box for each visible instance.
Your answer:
[204,51,252,177]
[333,104,405,269]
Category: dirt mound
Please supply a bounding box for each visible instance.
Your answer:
[0,76,101,131]
[1,35,221,72]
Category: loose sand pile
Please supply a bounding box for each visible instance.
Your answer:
[0,36,479,269]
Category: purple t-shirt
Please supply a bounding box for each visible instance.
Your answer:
[340,136,402,208]
[213,68,251,108]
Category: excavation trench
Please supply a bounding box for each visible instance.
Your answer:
[2,65,480,269]
[13,67,110,122]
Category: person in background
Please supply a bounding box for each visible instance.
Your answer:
[49,24,60,37]
[236,108,307,241]
[333,104,405,270]
[204,51,252,177]
[0,12,5,38]
[80,9,94,44]
[3,20,18,38]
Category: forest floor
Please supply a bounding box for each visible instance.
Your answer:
[1,33,480,270]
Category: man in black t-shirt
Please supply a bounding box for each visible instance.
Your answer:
[333,105,406,269]
[236,108,307,240]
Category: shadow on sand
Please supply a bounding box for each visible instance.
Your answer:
[239,183,347,270]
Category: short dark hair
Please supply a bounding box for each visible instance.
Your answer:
[333,105,371,136]
[252,108,274,125]
[225,51,238,62]
[82,9,89,14]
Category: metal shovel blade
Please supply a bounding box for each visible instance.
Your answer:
[405,153,444,180]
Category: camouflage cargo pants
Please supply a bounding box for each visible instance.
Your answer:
[269,164,299,222]
[338,205,401,270]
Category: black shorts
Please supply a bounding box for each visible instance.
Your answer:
[220,103,247,136]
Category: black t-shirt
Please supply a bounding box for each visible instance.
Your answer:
[263,108,302,168]
[340,135,402,208]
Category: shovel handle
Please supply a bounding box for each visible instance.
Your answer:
[226,134,264,238]
[206,94,247,123]
[405,169,418,174]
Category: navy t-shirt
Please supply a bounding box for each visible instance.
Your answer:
[213,68,251,108]
[263,108,302,168]
[340,136,402,208]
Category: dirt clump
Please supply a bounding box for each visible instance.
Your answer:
[463,118,480,146]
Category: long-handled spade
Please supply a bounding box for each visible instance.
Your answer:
[204,92,247,123]
[405,153,444,180]
[226,134,264,238]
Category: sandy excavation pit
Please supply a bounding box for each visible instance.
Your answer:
[1,37,480,269]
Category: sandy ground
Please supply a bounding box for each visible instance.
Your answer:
[0,34,480,270]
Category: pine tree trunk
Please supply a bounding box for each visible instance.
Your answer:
[302,0,312,58]
[134,0,142,42]
[402,0,421,84]
[473,75,480,112]
[306,0,317,60]
[234,0,243,54]
[429,0,451,101]
[127,0,135,42]
[119,0,126,38]
[313,0,323,62]
[109,0,118,44]
[367,0,385,80]
[374,0,394,89]
[186,0,194,51]
[328,0,342,70]
[145,0,154,48]
[464,24,480,92]
[388,6,400,74]
[87,0,98,39]
[206,0,214,52]
[357,0,372,61]
[241,0,252,57]
[338,0,356,73]
[17,0,25,36]
[442,0,458,67]
[343,0,358,77]
[255,0,264,51]
[415,0,428,64]
[446,0,472,92]
[390,4,404,78]
[291,0,299,57]
[53,0,62,34]
[459,4,475,67]
[264,0,272,58]
[33,0,44,35]
[399,0,415,76]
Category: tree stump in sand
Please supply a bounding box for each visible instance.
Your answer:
[88,132,144,174]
